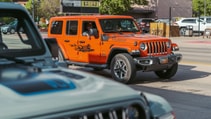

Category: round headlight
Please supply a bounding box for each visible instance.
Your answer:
[166,41,171,48]
[140,43,146,50]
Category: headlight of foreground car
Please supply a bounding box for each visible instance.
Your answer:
[126,105,142,119]
[158,112,176,119]
[139,92,176,119]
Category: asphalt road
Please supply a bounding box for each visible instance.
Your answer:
[129,36,211,119]
[42,32,211,119]
[75,36,211,119]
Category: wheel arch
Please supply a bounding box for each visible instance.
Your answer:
[107,48,129,69]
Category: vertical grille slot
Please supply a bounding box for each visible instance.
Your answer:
[147,41,167,55]
[33,102,147,119]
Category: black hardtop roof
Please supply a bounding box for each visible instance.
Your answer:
[0,2,26,11]
[51,15,134,20]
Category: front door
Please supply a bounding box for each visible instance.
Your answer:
[77,20,102,63]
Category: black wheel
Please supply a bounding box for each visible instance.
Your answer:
[154,63,178,79]
[2,32,7,34]
[10,28,15,34]
[0,43,8,51]
[110,53,136,83]
[58,48,65,61]
[179,28,186,36]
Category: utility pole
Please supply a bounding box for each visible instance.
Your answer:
[32,0,35,21]
[204,0,206,16]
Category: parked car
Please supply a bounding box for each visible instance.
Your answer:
[136,18,155,33]
[155,18,170,24]
[199,16,211,25]
[175,17,211,36]
[1,20,18,34]
[0,2,176,119]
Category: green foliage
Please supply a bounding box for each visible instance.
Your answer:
[38,0,60,19]
[25,0,33,14]
[25,0,60,20]
[193,0,211,16]
[100,0,148,15]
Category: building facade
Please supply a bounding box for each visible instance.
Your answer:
[13,0,192,19]
[130,0,192,19]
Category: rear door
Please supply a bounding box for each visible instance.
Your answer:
[63,19,79,61]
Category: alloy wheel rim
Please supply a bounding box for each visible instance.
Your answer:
[113,59,127,79]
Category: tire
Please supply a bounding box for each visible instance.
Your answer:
[10,28,15,34]
[154,63,178,79]
[58,48,65,61]
[0,43,8,50]
[2,32,7,34]
[179,28,186,36]
[110,53,136,83]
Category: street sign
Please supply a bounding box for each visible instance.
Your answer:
[61,0,99,14]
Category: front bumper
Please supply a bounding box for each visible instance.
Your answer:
[1,27,9,33]
[134,53,182,71]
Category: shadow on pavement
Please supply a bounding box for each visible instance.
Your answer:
[71,63,211,84]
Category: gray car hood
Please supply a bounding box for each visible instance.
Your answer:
[0,67,141,118]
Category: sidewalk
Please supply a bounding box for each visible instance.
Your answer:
[169,36,211,48]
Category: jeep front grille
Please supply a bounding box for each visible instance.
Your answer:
[69,108,139,119]
[27,101,147,119]
[146,41,168,55]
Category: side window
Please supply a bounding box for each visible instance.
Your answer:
[182,19,196,23]
[50,21,63,34]
[0,16,41,51]
[66,20,78,35]
[206,18,211,23]
[82,21,96,35]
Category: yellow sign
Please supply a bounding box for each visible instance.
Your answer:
[81,1,99,7]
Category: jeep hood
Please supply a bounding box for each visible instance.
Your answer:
[109,34,169,42]
[0,67,141,118]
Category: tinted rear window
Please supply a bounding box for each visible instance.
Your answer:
[182,19,196,23]
[50,21,63,34]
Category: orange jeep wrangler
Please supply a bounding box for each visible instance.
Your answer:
[48,15,182,83]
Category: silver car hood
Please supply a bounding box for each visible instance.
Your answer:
[0,67,140,118]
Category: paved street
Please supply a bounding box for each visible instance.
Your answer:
[170,35,211,48]
[53,33,211,119]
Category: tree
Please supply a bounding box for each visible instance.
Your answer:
[192,0,211,16]
[100,0,148,15]
[25,0,40,21]
[38,0,60,19]
[25,0,60,21]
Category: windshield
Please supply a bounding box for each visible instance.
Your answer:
[8,20,17,26]
[99,19,139,33]
[0,13,45,57]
